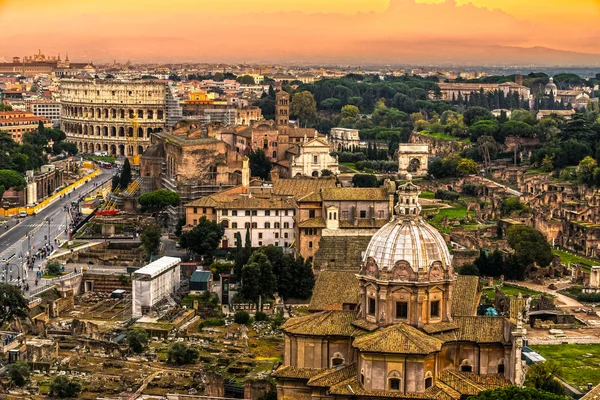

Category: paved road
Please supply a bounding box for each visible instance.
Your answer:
[0,168,112,290]
[515,281,583,308]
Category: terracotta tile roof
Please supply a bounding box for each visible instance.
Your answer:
[351,318,380,332]
[421,321,458,334]
[321,187,389,201]
[221,196,296,210]
[297,192,322,202]
[185,195,222,208]
[308,270,359,311]
[582,383,600,400]
[353,323,444,355]
[436,371,485,396]
[339,219,388,228]
[272,177,336,199]
[432,317,506,344]
[451,276,481,317]
[298,217,326,228]
[329,377,460,399]
[281,310,364,337]
[459,372,511,390]
[272,365,323,380]
[307,363,357,387]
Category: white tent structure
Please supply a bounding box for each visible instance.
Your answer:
[132,256,181,318]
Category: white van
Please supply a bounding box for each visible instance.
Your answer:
[19,211,28,218]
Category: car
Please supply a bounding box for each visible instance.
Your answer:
[19,211,28,218]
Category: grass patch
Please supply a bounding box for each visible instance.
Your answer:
[60,241,86,249]
[89,155,116,163]
[419,191,435,199]
[418,131,470,143]
[427,204,470,233]
[482,284,542,300]
[529,344,600,391]
[553,249,599,271]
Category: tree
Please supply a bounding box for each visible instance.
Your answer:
[341,104,360,119]
[540,155,554,172]
[577,156,597,184]
[290,91,317,127]
[127,328,149,354]
[470,386,568,400]
[507,225,553,269]
[0,283,29,326]
[111,174,120,191]
[141,224,161,258]
[234,310,250,324]
[463,107,494,126]
[500,196,530,216]
[179,217,224,256]
[49,375,82,398]
[236,75,255,84]
[138,189,181,213]
[524,361,566,396]
[0,170,26,202]
[456,158,478,176]
[321,169,333,176]
[352,174,378,188]
[119,158,132,189]
[248,149,272,180]
[458,263,480,276]
[168,342,199,365]
[47,260,62,276]
[8,361,30,387]
[239,249,276,310]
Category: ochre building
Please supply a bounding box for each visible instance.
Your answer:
[275,177,525,400]
[60,79,168,156]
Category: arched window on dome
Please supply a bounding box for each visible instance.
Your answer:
[460,359,473,372]
[331,352,345,367]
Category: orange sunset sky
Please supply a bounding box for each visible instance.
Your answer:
[1,0,599,65]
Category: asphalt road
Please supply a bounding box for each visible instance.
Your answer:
[0,168,112,289]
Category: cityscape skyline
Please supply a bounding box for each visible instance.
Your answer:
[1,0,600,65]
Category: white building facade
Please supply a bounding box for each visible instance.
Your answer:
[132,256,181,318]
[290,136,339,177]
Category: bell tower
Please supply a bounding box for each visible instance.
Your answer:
[276,91,290,127]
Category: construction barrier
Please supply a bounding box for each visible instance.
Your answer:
[0,169,101,218]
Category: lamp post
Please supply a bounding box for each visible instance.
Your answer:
[46,217,52,246]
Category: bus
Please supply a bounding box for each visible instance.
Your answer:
[98,161,113,169]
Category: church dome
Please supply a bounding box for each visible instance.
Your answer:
[545,77,557,94]
[362,176,452,275]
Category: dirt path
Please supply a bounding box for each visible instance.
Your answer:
[515,281,583,308]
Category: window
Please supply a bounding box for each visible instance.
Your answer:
[274,222,280,229]
[265,210,270,216]
[389,378,401,391]
[202,208,207,214]
[222,220,229,228]
[275,242,279,246]
[425,377,433,389]
[461,364,472,372]
[193,207,197,214]
[232,210,238,216]
[275,233,279,239]
[245,210,251,216]
[283,222,289,229]
[331,352,345,367]
[430,300,440,318]
[193,219,197,225]
[245,222,250,229]
[284,232,289,239]
[275,210,279,216]
[252,210,257,216]
[222,210,228,216]
[232,222,238,229]
[368,298,376,316]
[361,370,365,385]
[396,302,408,319]
[360,210,367,218]
[378,210,384,218]
[309,210,316,218]
[258,233,263,239]
[258,241,263,246]
[313,155,318,164]
[264,222,270,229]
[284,210,289,216]
[342,211,349,219]
[252,222,257,229]
[498,363,505,374]
[309,241,313,248]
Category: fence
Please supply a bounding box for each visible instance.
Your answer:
[0,169,101,218]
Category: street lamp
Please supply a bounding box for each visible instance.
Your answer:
[46,217,52,245]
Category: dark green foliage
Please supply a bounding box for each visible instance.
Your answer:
[458,263,480,276]
[507,225,553,269]
[0,169,26,201]
[175,217,186,237]
[49,375,82,398]
[234,310,250,325]
[239,249,276,310]
[127,328,149,354]
[577,292,600,302]
[524,361,566,396]
[8,361,30,387]
[434,189,460,201]
[168,342,199,365]
[254,311,268,321]
[179,217,224,256]
[463,107,494,126]
[462,184,480,196]
[474,250,507,278]
[111,174,120,191]
[248,149,272,180]
[258,246,315,300]
[119,158,132,189]
[470,386,568,400]
[500,197,530,216]
[138,189,181,212]
[141,225,161,258]
[47,260,62,276]
[0,283,29,326]
[352,174,378,188]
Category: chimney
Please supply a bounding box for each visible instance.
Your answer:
[242,156,250,192]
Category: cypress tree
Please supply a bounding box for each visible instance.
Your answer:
[119,158,132,189]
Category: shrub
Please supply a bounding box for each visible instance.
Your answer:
[254,311,268,322]
[434,189,460,201]
[234,310,250,325]
[47,261,62,276]
[200,318,225,328]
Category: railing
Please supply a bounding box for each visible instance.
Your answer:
[27,284,54,298]
[49,270,82,283]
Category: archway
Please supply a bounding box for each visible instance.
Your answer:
[138,145,144,155]
[110,144,117,155]
[138,127,144,138]
[407,158,421,173]
[119,127,125,137]
[119,144,125,156]
[312,171,319,177]
[111,127,117,136]
[102,144,108,152]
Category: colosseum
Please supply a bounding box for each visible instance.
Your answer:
[60,79,168,156]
